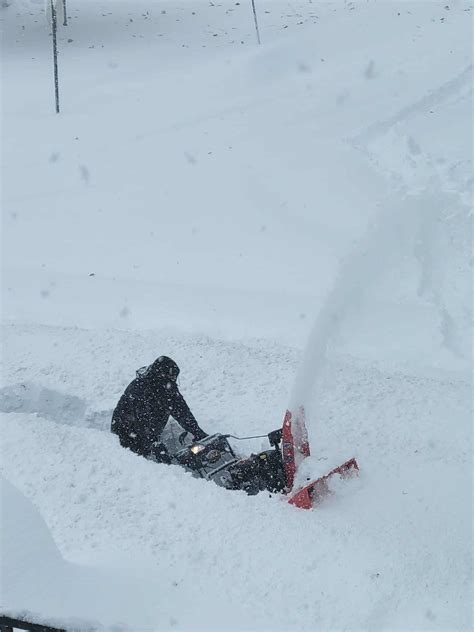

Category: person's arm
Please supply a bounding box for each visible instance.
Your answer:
[166,384,207,439]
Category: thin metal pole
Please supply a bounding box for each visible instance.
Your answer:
[62,0,67,26]
[51,0,60,113]
[251,0,261,45]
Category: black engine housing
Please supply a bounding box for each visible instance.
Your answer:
[173,432,286,495]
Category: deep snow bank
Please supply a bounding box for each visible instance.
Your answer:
[1,476,161,631]
[1,349,471,630]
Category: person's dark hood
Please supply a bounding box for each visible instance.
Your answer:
[136,356,180,382]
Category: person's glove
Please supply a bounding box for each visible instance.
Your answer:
[151,441,172,465]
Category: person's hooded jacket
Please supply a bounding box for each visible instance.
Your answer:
[111,356,206,457]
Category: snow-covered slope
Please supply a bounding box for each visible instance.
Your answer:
[1,475,169,630]
[1,1,472,630]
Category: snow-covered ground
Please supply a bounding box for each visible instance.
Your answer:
[1,1,472,630]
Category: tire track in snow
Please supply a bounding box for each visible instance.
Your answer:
[350,64,472,147]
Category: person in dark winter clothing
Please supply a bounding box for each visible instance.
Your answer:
[111,356,207,462]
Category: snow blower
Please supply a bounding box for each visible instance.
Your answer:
[170,405,358,509]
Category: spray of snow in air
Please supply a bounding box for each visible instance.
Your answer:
[290,195,420,412]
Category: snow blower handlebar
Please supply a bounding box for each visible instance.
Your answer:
[225,429,282,445]
[225,432,267,441]
[179,430,280,446]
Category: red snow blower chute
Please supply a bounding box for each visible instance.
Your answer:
[281,406,359,509]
